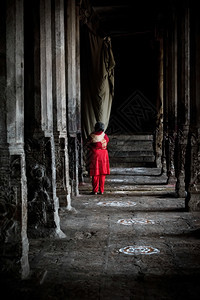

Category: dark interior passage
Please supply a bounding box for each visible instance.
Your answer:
[90,0,166,136]
[81,1,163,169]
[107,33,159,134]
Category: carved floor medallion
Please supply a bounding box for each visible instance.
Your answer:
[117,218,155,225]
[97,201,137,207]
[119,246,160,255]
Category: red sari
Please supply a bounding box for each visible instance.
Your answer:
[88,131,110,176]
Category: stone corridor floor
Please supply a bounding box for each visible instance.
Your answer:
[2,168,200,299]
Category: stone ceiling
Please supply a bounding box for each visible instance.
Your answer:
[90,0,174,38]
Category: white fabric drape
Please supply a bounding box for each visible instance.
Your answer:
[81,30,115,139]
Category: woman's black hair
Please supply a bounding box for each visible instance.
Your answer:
[95,121,104,132]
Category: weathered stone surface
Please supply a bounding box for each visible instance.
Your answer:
[2,169,200,299]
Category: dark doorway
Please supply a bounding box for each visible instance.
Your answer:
[107,33,159,134]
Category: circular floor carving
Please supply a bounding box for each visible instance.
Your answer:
[97,201,136,207]
[117,218,155,225]
[119,246,160,255]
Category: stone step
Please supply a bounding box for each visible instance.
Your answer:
[108,143,153,151]
[79,180,174,194]
[110,167,162,176]
[80,166,172,195]
[82,168,167,186]
[108,134,155,168]
[109,156,155,162]
[106,175,167,185]
[110,162,155,167]
[108,134,154,141]
[108,151,155,158]
[103,184,175,195]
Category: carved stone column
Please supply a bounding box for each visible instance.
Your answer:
[155,37,164,170]
[0,0,29,278]
[175,7,190,198]
[175,126,189,197]
[187,129,200,210]
[187,6,200,210]
[52,0,72,209]
[68,135,79,196]
[161,132,167,175]
[77,132,84,184]
[163,9,178,185]
[66,0,79,196]
[76,4,84,184]
[166,131,177,184]
[24,0,65,238]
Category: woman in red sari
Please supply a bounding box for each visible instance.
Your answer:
[87,122,110,194]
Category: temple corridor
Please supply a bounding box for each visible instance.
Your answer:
[2,167,200,299]
[1,1,200,298]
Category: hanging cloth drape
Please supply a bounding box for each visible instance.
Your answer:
[81,32,115,139]
[80,1,115,140]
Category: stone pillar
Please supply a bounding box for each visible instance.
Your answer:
[175,7,190,198]
[0,0,29,279]
[66,0,79,196]
[155,36,164,170]
[52,0,72,209]
[166,132,177,184]
[25,0,65,238]
[76,5,81,134]
[76,5,84,184]
[187,6,200,210]
[164,11,178,185]
[187,130,200,210]
[176,126,189,198]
